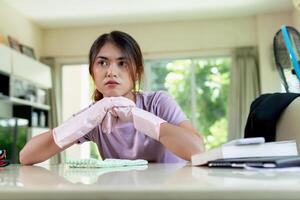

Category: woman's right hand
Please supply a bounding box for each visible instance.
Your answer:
[53,96,135,149]
[100,97,135,134]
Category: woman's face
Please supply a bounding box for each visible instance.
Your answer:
[92,42,135,100]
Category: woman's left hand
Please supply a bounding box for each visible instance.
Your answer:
[101,105,135,134]
[102,106,166,141]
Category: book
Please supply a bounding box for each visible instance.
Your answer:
[191,138,298,166]
[207,156,300,168]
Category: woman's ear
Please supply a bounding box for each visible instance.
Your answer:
[135,67,142,81]
[90,71,96,82]
[135,74,139,82]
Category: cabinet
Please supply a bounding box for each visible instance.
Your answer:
[13,105,48,128]
[12,51,52,88]
[0,44,53,164]
[0,44,52,135]
[0,71,50,128]
[0,44,52,89]
[0,73,9,97]
[0,45,12,74]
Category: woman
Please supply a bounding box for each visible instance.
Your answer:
[20,31,205,165]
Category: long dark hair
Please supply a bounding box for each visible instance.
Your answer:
[89,31,144,101]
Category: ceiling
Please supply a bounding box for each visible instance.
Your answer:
[3,0,294,29]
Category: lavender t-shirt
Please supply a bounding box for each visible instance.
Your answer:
[78,91,188,163]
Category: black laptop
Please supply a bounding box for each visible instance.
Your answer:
[207,156,300,168]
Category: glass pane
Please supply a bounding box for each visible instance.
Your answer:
[146,57,230,149]
[194,58,230,149]
[62,64,92,159]
[146,59,193,120]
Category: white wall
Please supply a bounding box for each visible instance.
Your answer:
[43,17,257,58]
[293,9,300,30]
[256,12,292,93]
[43,12,295,93]
[0,1,43,58]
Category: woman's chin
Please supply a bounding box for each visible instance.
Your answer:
[103,94,120,97]
[102,90,133,98]
[103,91,122,97]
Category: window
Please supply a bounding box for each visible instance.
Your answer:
[145,57,231,149]
[61,57,231,160]
[62,64,100,159]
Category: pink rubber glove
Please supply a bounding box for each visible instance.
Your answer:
[102,107,166,141]
[101,106,133,134]
[101,110,117,134]
[53,97,135,148]
[131,107,166,140]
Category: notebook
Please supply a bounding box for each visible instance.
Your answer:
[207,156,300,168]
[191,137,298,166]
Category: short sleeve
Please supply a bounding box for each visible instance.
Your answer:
[152,91,188,125]
[77,127,100,144]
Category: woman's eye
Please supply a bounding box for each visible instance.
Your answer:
[98,60,108,67]
[118,61,127,67]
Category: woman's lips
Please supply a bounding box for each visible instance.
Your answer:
[105,80,120,86]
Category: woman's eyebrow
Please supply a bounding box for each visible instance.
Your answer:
[116,57,127,61]
[96,56,108,60]
[96,56,127,60]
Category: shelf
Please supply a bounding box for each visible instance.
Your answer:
[13,104,49,128]
[9,97,50,110]
[0,91,50,111]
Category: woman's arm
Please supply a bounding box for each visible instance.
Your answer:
[19,130,74,165]
[112,96,205,161]
[20,97,135,165]
[159,121,205,161]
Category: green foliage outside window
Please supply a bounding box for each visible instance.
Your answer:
[0,119,28,163]
[146,58,230,149]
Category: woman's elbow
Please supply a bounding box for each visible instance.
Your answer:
[19,149,33,165]
[192,136,206,156]
[199,136,206,153]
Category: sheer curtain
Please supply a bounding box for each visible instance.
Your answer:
[228,47,261,140]
[41,57,62,164]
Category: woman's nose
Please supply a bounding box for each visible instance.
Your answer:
[106,63,117,77]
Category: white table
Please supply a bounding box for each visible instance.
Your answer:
[0,163,300,200]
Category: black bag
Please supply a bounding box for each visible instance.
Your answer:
[244,93,300,142]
